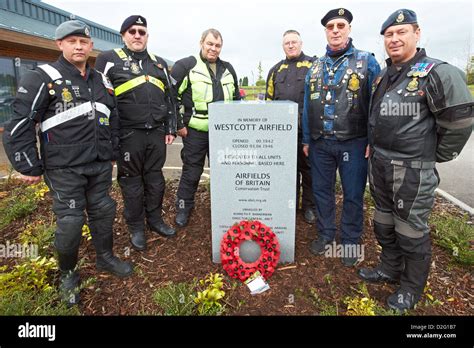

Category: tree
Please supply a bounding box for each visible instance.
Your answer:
[242,76,249,86]
[256,61,265,86]
[239,77,242,86]
[467,55,474,85]
[257,61,264,81]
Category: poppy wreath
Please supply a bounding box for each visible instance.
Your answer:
[220,220,280,282]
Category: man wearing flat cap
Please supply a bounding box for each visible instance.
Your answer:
[3,20,134,306]
[302,8,380,266]
[96,15,177,252]
[359,9,473,312]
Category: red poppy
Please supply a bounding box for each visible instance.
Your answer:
[220,220,280,282]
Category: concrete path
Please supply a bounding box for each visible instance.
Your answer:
[436,134,474,207]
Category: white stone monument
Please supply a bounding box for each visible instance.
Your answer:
[209,101,297,263]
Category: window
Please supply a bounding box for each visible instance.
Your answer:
[0,58,16,127]
[15,58,38,80]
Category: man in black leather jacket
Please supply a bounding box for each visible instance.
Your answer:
[266,30,317,225]
[95,15,177,251]
[3,20,133,306]
[359,9,474,312]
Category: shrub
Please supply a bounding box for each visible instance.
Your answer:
[345,295,377,316]
[0,256,57,294]
[309,288,339,315]
[430,213,474,265]
[153,281,196,316]
[0,181,49,230]
[344,283,403,316]
[152,273,227,316]
[18,222,55,257]
[195,273,226,316]
[0,287,79,315]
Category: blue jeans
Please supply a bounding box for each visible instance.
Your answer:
[309,137,368,245]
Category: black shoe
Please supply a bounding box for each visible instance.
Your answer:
[148,219,176,237]
[96,253,134,278]
[303,209,316,224]
[310,238,331,255]
[175,210,190,227]
[387,288,419,312]
[358,267,399,284]
[342,256,359,267]
[94,234,134,278]
[130,230,146,251]
[88,205,134,278]
[59,270,80,307]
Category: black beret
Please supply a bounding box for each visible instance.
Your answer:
[380,9,417,34]
[120,15,147,34]
[55,20,91,40]
[321,8,353,26]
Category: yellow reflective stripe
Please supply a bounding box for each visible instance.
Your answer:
[114,75,166,96]
[178,76,188,95]
[297,61,312,69]
[266,71,275,99]
[148,76,165,92]
[115,76,147,96]
[114,48,128,60]
[277,64,289,73]
[115,48,159,63]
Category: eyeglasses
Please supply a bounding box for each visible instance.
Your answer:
[128,29,147,36]
[326,23,347,31]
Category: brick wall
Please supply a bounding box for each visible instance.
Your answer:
[1,44,58,63]
[1,43,98,64]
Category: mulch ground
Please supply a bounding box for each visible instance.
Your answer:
[0,179,472,315]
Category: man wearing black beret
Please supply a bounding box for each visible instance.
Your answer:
[3,20,134,306]
[359,9,473,312]
[302,8,380,266]
[96,16,177,251]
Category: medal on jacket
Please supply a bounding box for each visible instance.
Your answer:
[130,62,140,74]
[325,88,332,102]
[61,88,73,102]
[406,77,419,92]
[48,83,55,95]
[348,73,360,92]
[353,93,359,109]
[310,61,320,80]
[347,91,353,108]
[407,62,435,78]
[123,59,130,69]
[72,86,81,98]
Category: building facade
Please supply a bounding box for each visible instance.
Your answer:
[0,0,123,127]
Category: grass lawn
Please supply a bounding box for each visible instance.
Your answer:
[241,86,266,100]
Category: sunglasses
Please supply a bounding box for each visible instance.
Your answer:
[128,29,147,36]
[326,23,347,31]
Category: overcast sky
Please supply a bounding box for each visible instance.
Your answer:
[45,0,473,84]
